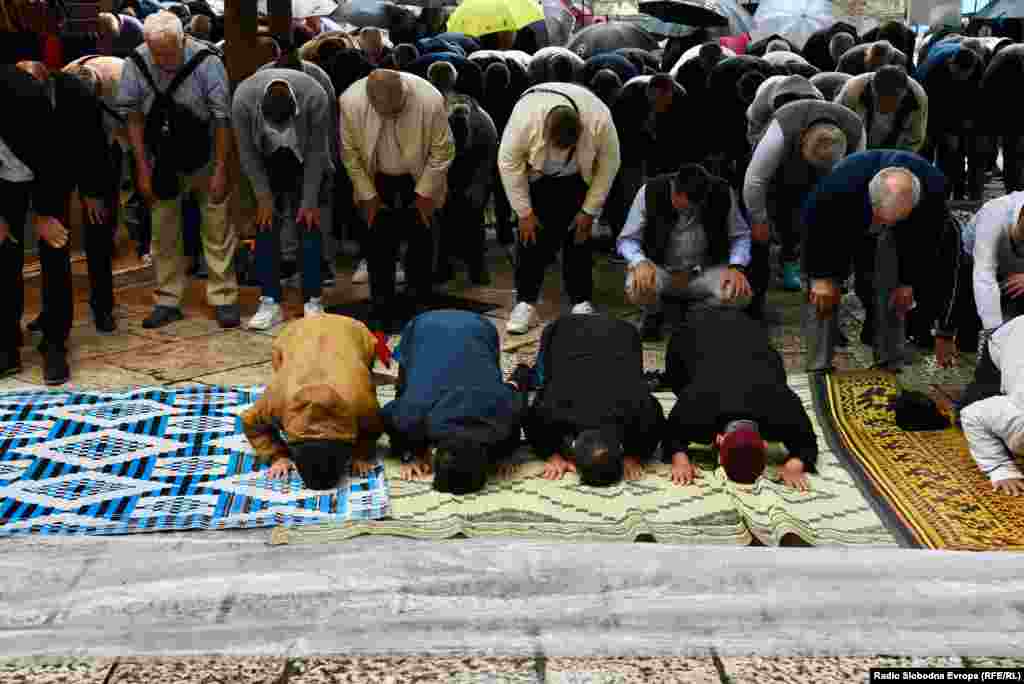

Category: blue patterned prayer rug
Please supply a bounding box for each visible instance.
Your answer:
[0,386,390,536]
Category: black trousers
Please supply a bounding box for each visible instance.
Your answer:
[524,395,666,463]
[367,174,434,316]
[1002,134,1024,194]
[514,174,592,305]
[437,191,487,278]
[86,142,121,316]
[0,179,72,354]
[492,167,515,247]
[936,131,985,201]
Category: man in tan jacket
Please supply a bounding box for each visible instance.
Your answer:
[241,314,386,490]
[834,65,928,154]
[498,82,621,335]
[339,69,454,330]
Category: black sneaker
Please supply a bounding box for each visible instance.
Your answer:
[469,264,492,286]
[215,304,241,329]
[640,312,664,342]
[94,310,117,333]
[43,350,69,386]
[321,262,336,287]
[142,306,184,329]
[0,350,21,377]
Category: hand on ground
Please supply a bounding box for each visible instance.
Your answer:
[267,458,295,480]
[670,452,699,486]
[83,196,106,225]
[993,478,1024,496]
[399,460,433,480]
[780,458,809,491]
[809,279,838,320]
[935,337,958,368]
[542,453,575,480]
[496,462,519,480]
[623,456,644,481]
[351,458,376,477]
[722,268,752,302]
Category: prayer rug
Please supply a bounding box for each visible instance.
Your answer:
[327,294,500,333]
[271,376,897,547]
[0,386,390,536]
[815,369,1024,550]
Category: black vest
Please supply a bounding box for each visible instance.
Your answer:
[860,79,920,149]
[643,173,732,268]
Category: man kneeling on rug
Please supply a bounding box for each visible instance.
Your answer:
[381,310,527,494]
[242,314,386,489]
[527,314,665,484]
[664,309,819,490]
[960,314,1024,496]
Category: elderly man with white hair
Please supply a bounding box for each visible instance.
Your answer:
[118,11,239,330]
[801,151,959,373]
[960,314,1024,496]
[743,98,865,316]
[339,69,454,331]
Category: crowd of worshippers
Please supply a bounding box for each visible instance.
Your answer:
[3,9,1024,492]
[242,308,817,494]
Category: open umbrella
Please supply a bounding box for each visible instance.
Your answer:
[623,14,695,39]
[751,0,832,50]
[639,0,730,27]
[714,0,756,34]
[566,21,660,59]
[257,0,337,17]
[445,0,544,37]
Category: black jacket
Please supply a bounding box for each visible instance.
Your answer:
[663,309,818,471]
[981,44,1024,135]
[50,71,112,198]
[0,65,65,217]
[532,314,651,457]
[803,22,860,72]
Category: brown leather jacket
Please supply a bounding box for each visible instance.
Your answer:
[241,314,384,464]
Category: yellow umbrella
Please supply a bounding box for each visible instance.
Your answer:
[446,0,545,37]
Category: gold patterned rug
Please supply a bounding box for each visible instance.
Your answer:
[817,369,1024,550]
[271,375,896,547]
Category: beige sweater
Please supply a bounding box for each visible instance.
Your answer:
[834,72,928,154]
[339,71,454,207]
[498,82,621,218]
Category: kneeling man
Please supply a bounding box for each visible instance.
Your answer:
[618,163,752,341]
[242,314,386,489]
[381,310,526,494]
[527,314,664,484]
[664,308,819,489]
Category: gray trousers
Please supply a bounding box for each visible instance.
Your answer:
[804,228,906,372]
[625,263,752,315]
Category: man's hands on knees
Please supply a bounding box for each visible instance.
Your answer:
[0,217,10,245]
[721,266,752,302]
[888,285,914,319]
[414,193,434,228]
[256,198,274,231]
[33,215,69,249]
[297,208,321,231]
[543,453,576,480]
[629,260,657,301]
[935,336,958,368]
[670,451,699,485]
[994,477,1024,496]
[573,211,593,245]
[809,278,839,319]
[83,197,106,225]
[267,457,295,480]
[361,196,382,228]
[751,222,770,243]
[518,211,538,245]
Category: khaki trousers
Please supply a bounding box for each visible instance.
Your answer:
[150,167,239,308]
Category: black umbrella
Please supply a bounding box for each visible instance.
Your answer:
[566,21,660,61]
[639,0,730,28]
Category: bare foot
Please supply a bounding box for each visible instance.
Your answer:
[623,456,644,481]
[351,458,376,476]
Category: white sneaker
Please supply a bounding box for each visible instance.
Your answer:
[141,253,153,268]
[304,297,325,317]
[571,301,596,315]
[396,262,406,285]
[506,302,538,335]
[246,297,283,330]
[351,259,369,284]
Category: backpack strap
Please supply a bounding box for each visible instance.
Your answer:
[128,46,220,100]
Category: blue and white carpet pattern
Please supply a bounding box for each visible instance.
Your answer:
[0,386,390,536]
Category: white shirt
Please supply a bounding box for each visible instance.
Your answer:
[0,135,34,183]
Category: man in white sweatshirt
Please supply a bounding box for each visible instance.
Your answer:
[970,191,1024,343]
[960,314,1024,496]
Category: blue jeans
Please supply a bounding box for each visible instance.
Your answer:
[256,191,322,302]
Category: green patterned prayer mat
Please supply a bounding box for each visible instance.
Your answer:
[271,376,896,547]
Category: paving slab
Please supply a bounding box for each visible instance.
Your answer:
[0,657,115,684]
[13,355,162,390]
[545,657,719,683]
[106,330,274,383]
[191,361,274,387]
[109,657,285,684]
[288,656,541,683]
[718,656,967,684]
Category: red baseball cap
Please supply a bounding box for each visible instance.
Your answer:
[719,423,767,484]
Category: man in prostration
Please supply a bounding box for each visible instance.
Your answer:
[241,314,388,490]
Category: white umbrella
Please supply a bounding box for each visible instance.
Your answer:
[751,0,832,50]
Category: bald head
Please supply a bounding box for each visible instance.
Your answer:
[97,12,120,38]
[188,14,211,40]
[801,123,847,169]
[366,69,407,117]
[869,167,920,226]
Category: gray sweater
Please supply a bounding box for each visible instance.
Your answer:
[232,69,333,209]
